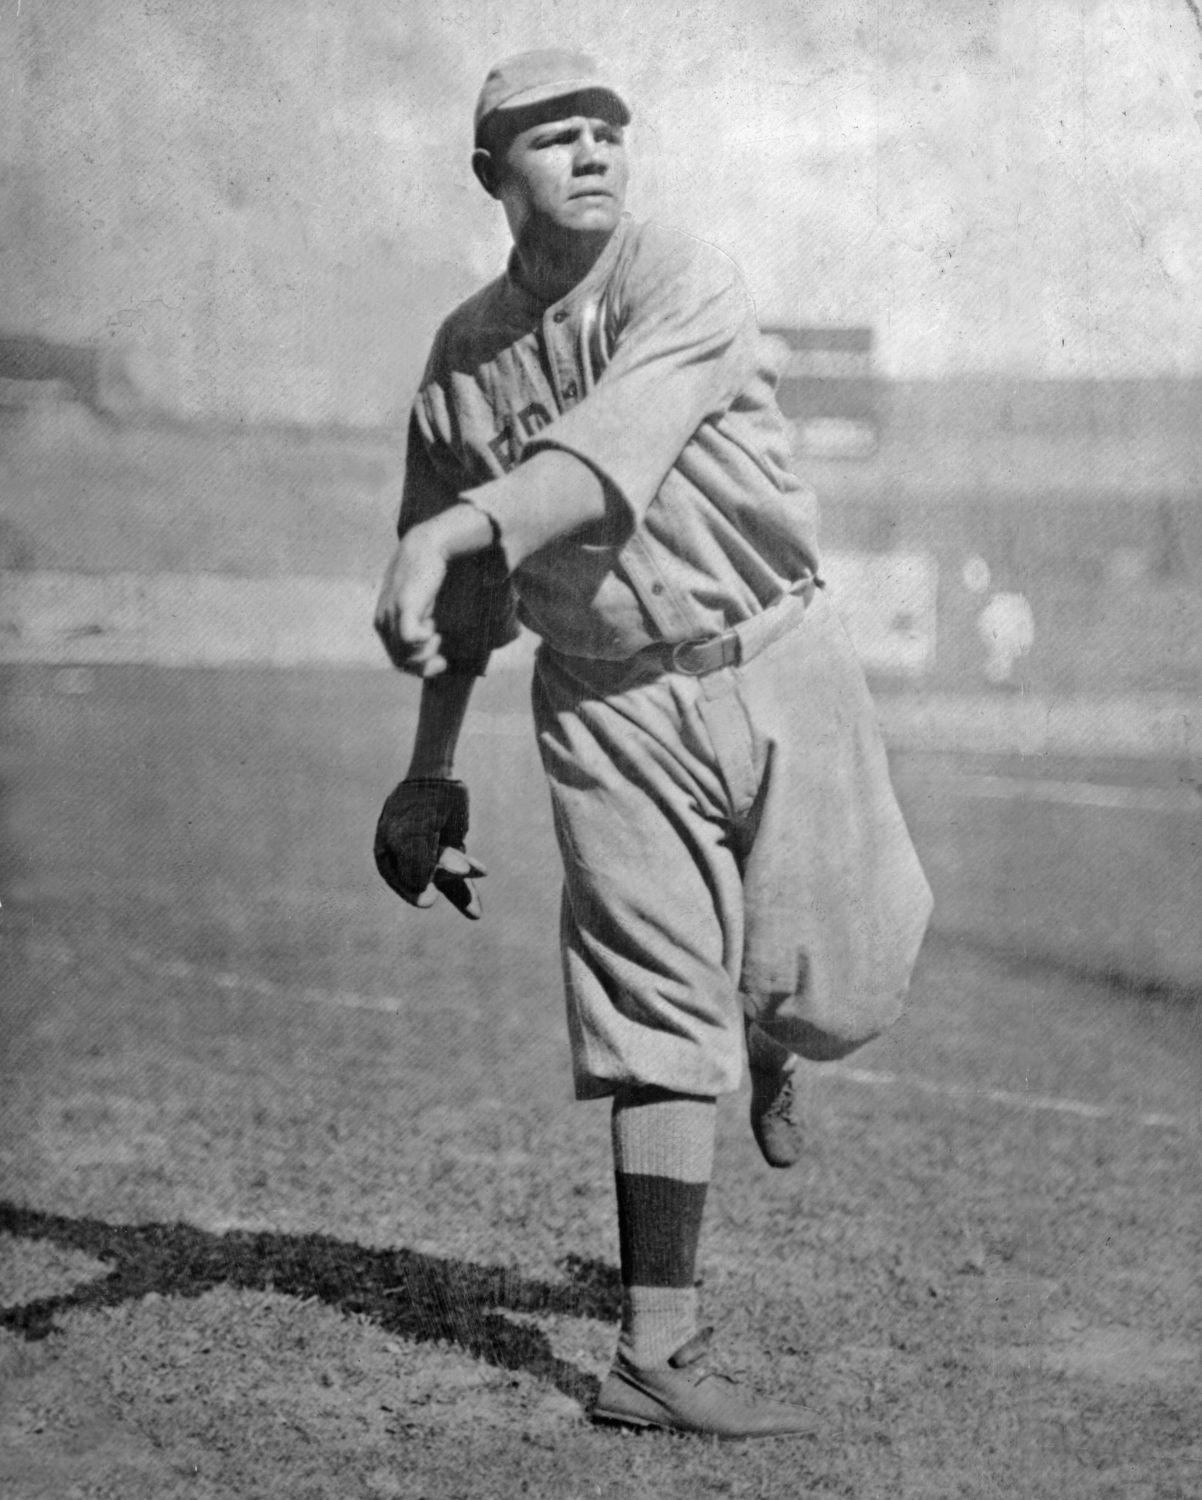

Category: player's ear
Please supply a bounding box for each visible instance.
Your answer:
[472,148,500,198]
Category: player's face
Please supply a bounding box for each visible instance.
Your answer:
[493,113,628,242]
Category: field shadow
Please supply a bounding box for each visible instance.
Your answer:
[0,1201,621,1407]
[936,930,1202,1009]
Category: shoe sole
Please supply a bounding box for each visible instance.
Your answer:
[590,1405,814,1441]
[750,1113,805,1169]
[590,1406,655,1431]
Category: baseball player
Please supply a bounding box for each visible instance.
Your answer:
[373,49,932,1439]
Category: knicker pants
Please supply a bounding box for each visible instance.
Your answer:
[532,589,933,1100]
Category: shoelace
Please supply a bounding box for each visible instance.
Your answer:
[694,1365,750,1389]
[766,1073,798,1119]
[671,1327,750,1386]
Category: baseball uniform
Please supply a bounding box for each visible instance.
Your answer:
[396,213,933,1100]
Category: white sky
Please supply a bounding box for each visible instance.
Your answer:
[3,0,1200,420]
[456,0,1202,379]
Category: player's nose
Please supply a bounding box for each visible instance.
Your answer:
[573,126,610,172]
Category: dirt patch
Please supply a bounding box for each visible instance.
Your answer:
[2,666,1199,1497]
[1037,1320,1200,1385]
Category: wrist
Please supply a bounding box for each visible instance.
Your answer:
[406,759,456,779]
[405,738,458,778]
[397,520,449,570]
[409,503,494,564]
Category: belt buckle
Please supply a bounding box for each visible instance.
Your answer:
[670,638,707,675]
[670,631,739,676]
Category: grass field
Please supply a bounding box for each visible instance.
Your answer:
[1,662,1199,1499]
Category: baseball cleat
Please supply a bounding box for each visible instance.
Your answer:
[591,1328,817,1440]
[749,1056,804,1169]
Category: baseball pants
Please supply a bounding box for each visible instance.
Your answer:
[532,587,933,1100]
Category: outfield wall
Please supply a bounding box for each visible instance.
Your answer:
[3,380,1199,699]
[1,393,1199,992]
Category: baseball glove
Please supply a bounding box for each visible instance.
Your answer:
[373,777,487,919]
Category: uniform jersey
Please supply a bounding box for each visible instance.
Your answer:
[395,211,932,1093]
[397,215,821,669]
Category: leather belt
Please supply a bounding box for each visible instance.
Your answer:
[654,574,818,678]
[671,631,743,675]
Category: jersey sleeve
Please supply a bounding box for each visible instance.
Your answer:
[494,229,760,535]
[397,401,521,675]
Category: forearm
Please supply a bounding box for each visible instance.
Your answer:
[404,449,609,578]
[406,671,478,779]
[461,448,610,572]
[404,500,496,563]
[379,450,604,680]
[376,504,496,679]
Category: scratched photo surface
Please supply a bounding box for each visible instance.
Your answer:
[1,4,1199,1497]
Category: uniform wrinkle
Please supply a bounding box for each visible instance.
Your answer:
[398,216,820,663]
[396,187,930,1092]
[379,72,935,1431]
[731,734,776,873]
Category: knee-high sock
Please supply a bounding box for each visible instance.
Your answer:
[611,1086,716,1369]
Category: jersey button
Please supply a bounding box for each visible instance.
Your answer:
[563,381,578,401]
[651,582,665,596]
[552,309,568,323]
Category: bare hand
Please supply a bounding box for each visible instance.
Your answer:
[374,530,450,677]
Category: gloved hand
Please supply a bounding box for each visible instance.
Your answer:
[373,777,487,919]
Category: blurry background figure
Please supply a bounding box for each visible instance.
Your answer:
[963,554,1035,688]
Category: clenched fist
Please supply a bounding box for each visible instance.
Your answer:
[373,531,452,678]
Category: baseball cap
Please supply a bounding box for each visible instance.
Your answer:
[474,50,632,145]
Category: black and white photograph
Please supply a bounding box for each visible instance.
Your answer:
[1,3,1198,1495]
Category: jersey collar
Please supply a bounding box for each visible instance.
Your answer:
[504,214,633,318]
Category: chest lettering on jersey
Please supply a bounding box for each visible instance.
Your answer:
[486,401,553,472]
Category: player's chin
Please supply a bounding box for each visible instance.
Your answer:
[561,196,622,230]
